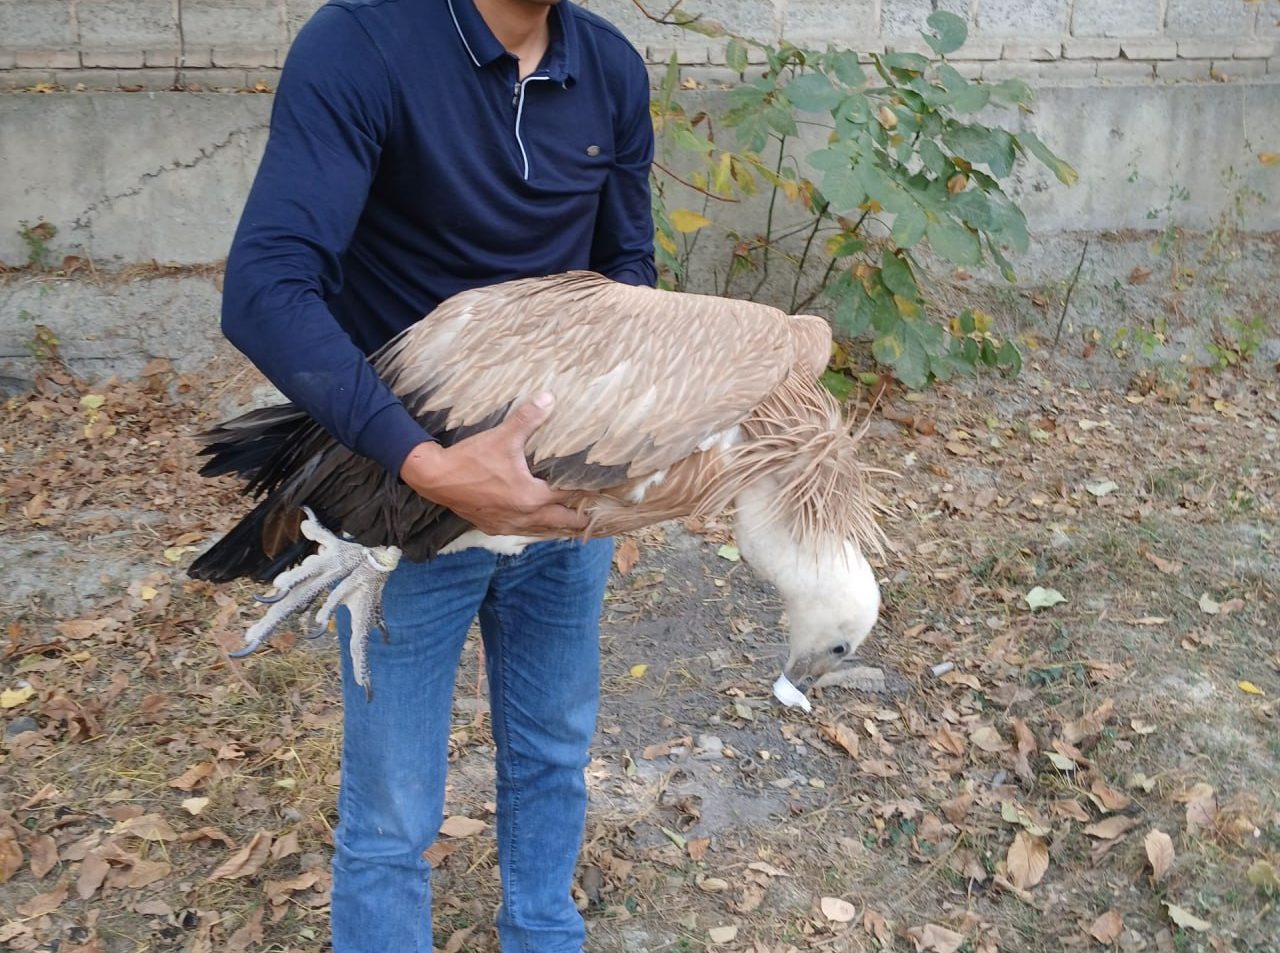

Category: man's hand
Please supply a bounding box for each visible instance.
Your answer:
[399,393,589,536]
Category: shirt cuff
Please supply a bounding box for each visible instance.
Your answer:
[354,402,433,477]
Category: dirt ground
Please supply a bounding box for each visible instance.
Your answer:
[0,342,1277,952]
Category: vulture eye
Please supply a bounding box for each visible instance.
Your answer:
[830,641,850,657]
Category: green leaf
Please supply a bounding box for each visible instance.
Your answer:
[882,52,931,75]
[1016,130,1079,186]
[820,369,856,401]
[786,72,843,112]
[923,11,967,56]
[988,78,1034,107]
[872,325,929,390]
[832,281,873,336]
[944,125,1017,177]
[951,83,991,114]
[827,50,867,88]
[880,250,917,299]
[726,36,749,73]
[820,166,866,212]
[926,217,981,265]
[808,146,854,172]
[997,338,1022,376]
[892,205,927,247]
[918,139,949,177]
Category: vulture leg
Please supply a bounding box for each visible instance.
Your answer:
[232,507,400,700]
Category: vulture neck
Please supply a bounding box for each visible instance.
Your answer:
[731,480,876,616]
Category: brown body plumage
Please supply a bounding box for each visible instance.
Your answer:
[192,272,884,695]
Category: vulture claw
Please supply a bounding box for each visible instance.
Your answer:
[232,508,401,698]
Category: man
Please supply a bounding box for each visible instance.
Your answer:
[219,0,655,948]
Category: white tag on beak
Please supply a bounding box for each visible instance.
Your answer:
[772,673,812,712]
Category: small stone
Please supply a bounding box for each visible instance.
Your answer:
[694,734,724,760]
[5,716,38,738]
[809,777,826,789]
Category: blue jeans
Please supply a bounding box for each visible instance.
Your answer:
[330,537,613,953]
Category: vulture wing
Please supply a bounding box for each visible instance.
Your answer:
[379,271,806,483]
[199,271,824,569]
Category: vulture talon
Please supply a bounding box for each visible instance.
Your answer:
[233,507,401,696]
[252,590,289,605]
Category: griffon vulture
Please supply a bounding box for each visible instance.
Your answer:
[190,272,884,700]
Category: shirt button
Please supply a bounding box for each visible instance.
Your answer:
[586,145,600,156]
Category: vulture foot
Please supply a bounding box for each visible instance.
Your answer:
[232,507,401,700]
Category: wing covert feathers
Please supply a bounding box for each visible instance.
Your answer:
[199,272,880,569]
[378,271,800,481]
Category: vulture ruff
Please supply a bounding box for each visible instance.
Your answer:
[191,272,885,698]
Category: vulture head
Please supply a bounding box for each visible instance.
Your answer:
[191,272,887,702]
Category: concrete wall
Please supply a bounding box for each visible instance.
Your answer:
[1,1,1278,387]
[1,0,1278,90]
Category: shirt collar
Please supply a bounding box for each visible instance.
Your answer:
[446,0,578,84]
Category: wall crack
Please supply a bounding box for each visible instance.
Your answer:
[71,123,268,234]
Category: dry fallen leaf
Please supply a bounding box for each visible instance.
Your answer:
[0,829,23,883]
[438,816,487,838]
[1144,829,1174,882]
[914,923,967,953]
[0,685,35,709]
[1164,902,1211,931]
[112,813,178,842]
[821,896,858,922]
[1089,909,1124,944]
[820,721,861,758]
[1084,816,1140,840]
[207,830,273,881]
[1179,783,1218,833]
[707,924,739,944]
[1005,831,1049,890]
[613,538,640,576]
[16,875,69,917]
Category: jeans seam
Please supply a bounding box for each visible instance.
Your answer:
[490,594,526,953]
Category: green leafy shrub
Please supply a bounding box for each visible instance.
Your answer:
[647,7,1076,389]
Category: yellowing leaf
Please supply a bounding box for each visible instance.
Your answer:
[80,394,105,411]
[1024,586,1066,610]
[1259,152,1280,166]
[1164,903,1211,932]
[716,543,741,562]
[629,664,648,679]
[656,231,678,255]
[1247,860,1279,895]
[1,685,35,709]
[669,209,712,233]
[1238,681,1265,696]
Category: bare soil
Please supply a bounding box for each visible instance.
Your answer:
[0,352,1276,953]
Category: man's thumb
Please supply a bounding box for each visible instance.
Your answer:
[503,393,555,438]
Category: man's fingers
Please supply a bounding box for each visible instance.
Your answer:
[501,393,555,442]
[523,503,589,534]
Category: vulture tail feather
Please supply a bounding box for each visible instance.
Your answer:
[196,404,312,481]
[188,494,322,583]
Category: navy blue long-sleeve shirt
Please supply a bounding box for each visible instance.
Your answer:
[221,0,655,476]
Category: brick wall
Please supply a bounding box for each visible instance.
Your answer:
[1,0,1277,92]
